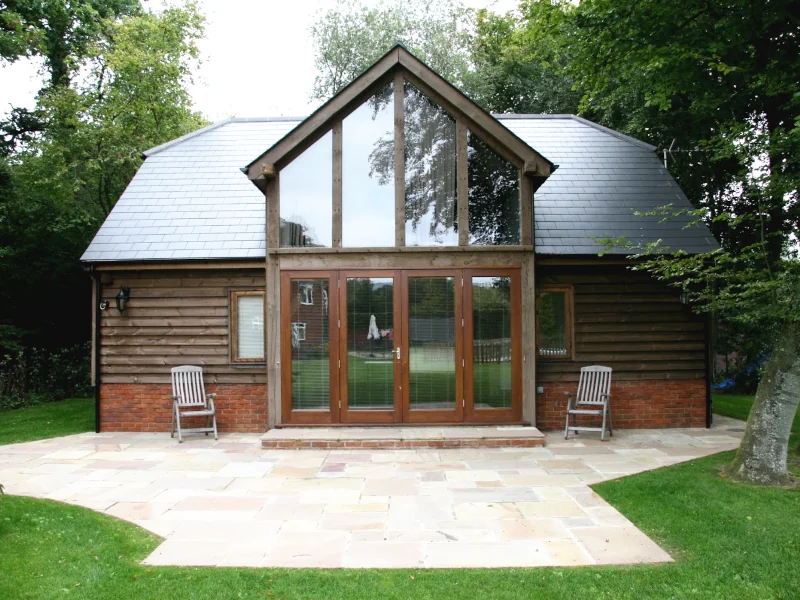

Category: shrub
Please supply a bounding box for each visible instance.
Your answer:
[0,343,91,411]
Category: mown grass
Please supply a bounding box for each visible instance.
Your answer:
[2,451,799,599]
[0,397,94,446]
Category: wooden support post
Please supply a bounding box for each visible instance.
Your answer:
[520,173,533,246]
[457,121,468,246]
[332,121,343,248]
[521,252,536,424]
[394,69,405,247]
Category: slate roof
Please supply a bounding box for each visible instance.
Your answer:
[80,115,718,262]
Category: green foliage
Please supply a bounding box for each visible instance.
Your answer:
[0,2,207,355]
[0,343,92,410]
[310,0,473,100]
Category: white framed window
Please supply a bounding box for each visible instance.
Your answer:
[292,322,307,344]
[299,282,314,305]
[231,291,265,362]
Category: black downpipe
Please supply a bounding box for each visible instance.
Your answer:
[92,267,102,433]
[704,312,713,428]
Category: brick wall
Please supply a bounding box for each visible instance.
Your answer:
[99,384,267,433]
[536,379,707,431]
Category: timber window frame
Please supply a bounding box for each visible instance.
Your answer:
[536,285,574,360]
[230,290,266,364]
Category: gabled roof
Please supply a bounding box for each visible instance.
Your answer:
[244,44,554,188]
[80,115,718,262]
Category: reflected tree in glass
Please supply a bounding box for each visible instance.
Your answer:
[472,277,512,408]
[467,131,520,245]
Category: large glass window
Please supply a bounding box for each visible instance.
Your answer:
[537,287,572,358]
[342,83,395,247]
[467,131,520,245]
[472,277,512,408]
[280,132,333,247]
[404,81,458,246]
[231,291,264,362]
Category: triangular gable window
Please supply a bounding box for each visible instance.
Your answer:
[254,47,552,249]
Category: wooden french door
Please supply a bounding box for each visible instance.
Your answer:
[281,268,521,425]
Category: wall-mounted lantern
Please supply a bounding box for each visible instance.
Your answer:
[115,287,131,313]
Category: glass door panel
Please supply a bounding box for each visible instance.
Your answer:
[281,273,338,424]
[403,273,462,422]
[464,271,521,422]
[340,273,400,422]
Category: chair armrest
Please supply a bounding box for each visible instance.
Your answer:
[207,396,216,413]
[206,393,216,399]
[564,391,575,409]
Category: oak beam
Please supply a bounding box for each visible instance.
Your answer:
[457,121,468,246]
[394,70,405,247]
[332,121,343,248]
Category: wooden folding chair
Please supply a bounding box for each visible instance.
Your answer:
[565,365,613,441]
[171,366,218,443]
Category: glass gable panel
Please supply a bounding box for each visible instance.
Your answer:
[467,131,520,245]
[280,131,332,247]
[404,81,458,246]
[342,82,395,247]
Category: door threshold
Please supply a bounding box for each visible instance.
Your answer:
[275,421,531,428]
[262,424,544,449]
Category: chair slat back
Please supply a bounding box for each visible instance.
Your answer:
[576,366,612,405]
[171,366,206,407]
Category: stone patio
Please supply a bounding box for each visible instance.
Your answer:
[0,417,744,568]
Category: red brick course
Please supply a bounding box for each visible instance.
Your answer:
[536,379,707,431]
[99,383,267,433]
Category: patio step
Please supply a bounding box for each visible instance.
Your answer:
[261,426,545,449]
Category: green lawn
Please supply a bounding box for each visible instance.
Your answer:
[1,451,799,599]
[0,398,94,446]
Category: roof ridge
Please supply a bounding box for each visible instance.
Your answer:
[495,114,656,152]
[143,117,235,157]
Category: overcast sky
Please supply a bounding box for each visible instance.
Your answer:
[0,0,518,122]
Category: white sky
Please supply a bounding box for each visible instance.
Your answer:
[0,0,518,122]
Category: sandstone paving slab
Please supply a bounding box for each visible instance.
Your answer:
[0,418,743,568]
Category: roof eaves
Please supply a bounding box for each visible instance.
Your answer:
[142,117,234,157]
[495,114,657,152]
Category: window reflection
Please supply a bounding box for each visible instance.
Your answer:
[467,131,520,245]
[404,81,458,246]
[342,82,395,247]
[280,131,332,247]
[472,277,512,408]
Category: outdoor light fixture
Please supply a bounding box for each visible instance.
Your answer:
[115,286,131,313]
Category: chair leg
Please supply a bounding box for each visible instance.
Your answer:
[600,405,608,442]
[564,410,571,440]
[176,411,183,443]
[170,403,176,439]
[608,405,613,437]
[212,412,218,440]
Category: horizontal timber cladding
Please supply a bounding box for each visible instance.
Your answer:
[98,269,266,385]
[537,264,708,382]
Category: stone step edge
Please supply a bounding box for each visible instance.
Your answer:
[261,438,545,449]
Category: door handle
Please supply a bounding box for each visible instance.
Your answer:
[396,346,401,360]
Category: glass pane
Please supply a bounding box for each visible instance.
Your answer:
[343,83,395,247]
[538,291,567,357]
[280,131,332,247]
[347,277,394,410]
[472,277,512,409]
[237,295,264,359]
[290,279,330,410]
[467,131,520,245]
[408,277,456,410]
[404,81,458,246]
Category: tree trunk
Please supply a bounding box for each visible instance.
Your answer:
[729,321,800,485]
